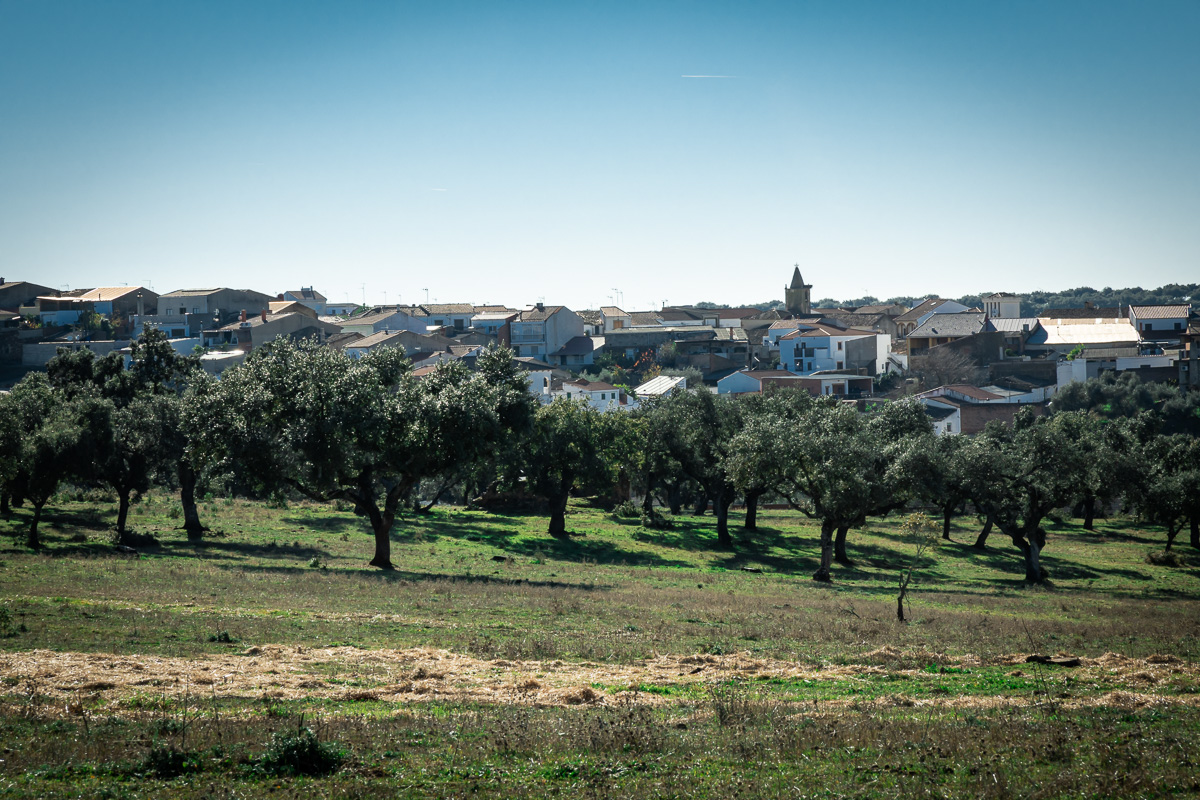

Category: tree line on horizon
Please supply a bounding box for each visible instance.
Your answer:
[1,330,1198,585]
[703,281,1199,317]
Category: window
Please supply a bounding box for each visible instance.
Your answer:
[193,307,201,314]
[837,341,843,350]
[179,307,186,315]
[165,309,174,316]
[836,361,843,370]
[946,423,953,433]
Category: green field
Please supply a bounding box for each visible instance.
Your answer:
[2,495,1199,798]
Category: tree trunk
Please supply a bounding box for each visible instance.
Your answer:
[368,520,394,569]
[897,571,912,623]
[666,482,683,516]
[1166,523,1180,551]
[813,520,835,582]
[743,489,762,531]
[1189,515,1198,550]
[614,468,631,504]
[834,526,853,566]
[714,492,733,548]
[973,514,993,549]
[641,475,655,513]
[692,491,709,516]
[942,507,953,540]
[0,491,9,516]
[28,501,45,549]
[178,461,206,540]
[357,489,396,570]
[1015,531,1044,583]
[548,494,569,538]
[116,490,131,543]
[1083,492,1096,531]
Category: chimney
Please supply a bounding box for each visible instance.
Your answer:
[277,293,284,300]
[536,302,544,312]
[260,309,268,323]
[240,309,247,322]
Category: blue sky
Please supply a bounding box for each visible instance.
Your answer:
[2,1,1197,310]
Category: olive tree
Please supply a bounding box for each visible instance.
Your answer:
[198,338,511,569]
[967,411,1089,583]
[1,375,92,547]
[647,389,747,548]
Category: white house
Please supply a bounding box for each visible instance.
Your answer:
[981,293,1022,319]
[777,324,885,375]
[1129,305,1191,341]
[509,304,586,359]
[282,287,327,315]
[600,306,632,333]
[339,307,427,336]
[544,378,635,411]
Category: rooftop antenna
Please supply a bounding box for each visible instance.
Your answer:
[423,287,430,304]
[360,284,366,305]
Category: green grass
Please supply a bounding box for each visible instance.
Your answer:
[1,493,1199,797]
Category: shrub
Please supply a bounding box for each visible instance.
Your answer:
[611,501,640,520]
[640,508,674,529]
[141,745,201,778]
[258,727,343,776]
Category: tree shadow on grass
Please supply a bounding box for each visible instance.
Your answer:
[280,515,363,534]
[398,516,529,548]
[224,563,610,591]
[162,538,335,562]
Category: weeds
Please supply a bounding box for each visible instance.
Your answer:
[257,725,344,776]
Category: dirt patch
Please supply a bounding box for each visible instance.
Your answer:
[2,646,1197,716]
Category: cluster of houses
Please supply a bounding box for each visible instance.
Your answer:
[2,270,1197,432]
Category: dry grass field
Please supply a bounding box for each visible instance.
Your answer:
[1,492,1199,798]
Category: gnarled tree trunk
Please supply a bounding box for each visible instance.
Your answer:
[813,520,835,582]
[178,461,207,541]
[743,488,763,531]
[116,490,131,544]
[714,491,733,548]
[834,525,853,566]
[942,507,953,540]
[666,482,683,516]
[28,500,46,549]
[547,475,572,539]
[973,514,994,549]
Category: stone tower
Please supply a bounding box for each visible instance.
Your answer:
[784,264,812,316]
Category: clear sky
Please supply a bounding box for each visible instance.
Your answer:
[2,1,1198,311]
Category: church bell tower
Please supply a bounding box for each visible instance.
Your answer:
[785,264,812,316]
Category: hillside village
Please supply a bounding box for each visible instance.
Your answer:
[2,269,1197,433]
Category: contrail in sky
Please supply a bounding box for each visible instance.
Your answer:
[682,74,733,78]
